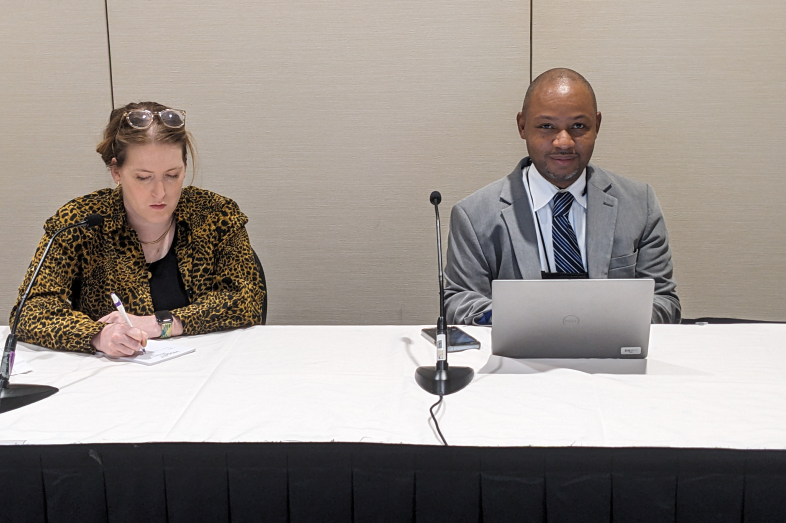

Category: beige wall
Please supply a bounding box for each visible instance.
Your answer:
[1,0,529,325]
[106,0,529,325]
[0,1,112,322]
[533,0,786,320]
[1,1,783,324]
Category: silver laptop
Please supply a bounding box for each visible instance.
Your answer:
[491,279,654,359]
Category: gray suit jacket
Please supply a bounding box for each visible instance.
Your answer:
[444,158,681,324]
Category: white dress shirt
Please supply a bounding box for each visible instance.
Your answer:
[521,164,588,273]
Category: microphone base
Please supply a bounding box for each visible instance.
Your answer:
[0,384,59,414]
[415,365,474,396]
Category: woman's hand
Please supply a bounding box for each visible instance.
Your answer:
[99,312,161,338]
[91,322,148,357]
[98,312,184,338]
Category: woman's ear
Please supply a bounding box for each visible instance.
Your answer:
[109,159,121,184]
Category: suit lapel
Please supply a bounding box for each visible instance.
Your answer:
[585,165,618,278]
[500,159,542,279]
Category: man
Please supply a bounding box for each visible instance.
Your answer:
[444,68,680,325]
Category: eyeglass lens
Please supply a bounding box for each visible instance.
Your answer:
[126,109,185,129]
[159,110,185,128]
[126,111,154,129]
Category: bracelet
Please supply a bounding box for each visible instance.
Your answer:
[159,320,173,339]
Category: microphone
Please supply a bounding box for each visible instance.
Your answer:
[83,213,104,228]
[0,213,103,413]
[415,192,474,396]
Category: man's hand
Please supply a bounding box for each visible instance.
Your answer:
[91,323,148,357]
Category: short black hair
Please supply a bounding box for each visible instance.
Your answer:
[522,68,597,116]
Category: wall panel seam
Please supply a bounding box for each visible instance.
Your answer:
[104,0,115,109]
[529,0,533,84]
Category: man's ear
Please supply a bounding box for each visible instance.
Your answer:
[595,111,602,134]
[516,112,527,140]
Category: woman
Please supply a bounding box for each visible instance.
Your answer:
[10,101,266,357]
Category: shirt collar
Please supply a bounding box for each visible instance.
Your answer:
[524,164,587,212]
[104,185,126,232]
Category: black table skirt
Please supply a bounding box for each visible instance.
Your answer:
[2,443,785,523]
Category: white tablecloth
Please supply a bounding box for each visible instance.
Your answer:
[1,324,785,448]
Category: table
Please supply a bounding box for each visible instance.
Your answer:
[3,323,786,448]
[2,324,786,522]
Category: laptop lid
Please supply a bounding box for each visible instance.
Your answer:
[491,279,654,359]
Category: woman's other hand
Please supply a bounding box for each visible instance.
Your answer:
[98,311,184,338]
[99,311,161,337]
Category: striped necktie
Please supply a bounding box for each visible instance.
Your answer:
[552,191,584,274]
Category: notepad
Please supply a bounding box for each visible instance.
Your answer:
[113,340,195,366]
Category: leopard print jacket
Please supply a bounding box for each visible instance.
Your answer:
[10,186,266,353]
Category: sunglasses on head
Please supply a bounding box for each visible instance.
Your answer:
[111,108,187,160]
[121,108,186,129]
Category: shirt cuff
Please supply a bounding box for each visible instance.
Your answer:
[474,310,492,325]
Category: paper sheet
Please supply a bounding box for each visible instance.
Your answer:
[112,340,195,366]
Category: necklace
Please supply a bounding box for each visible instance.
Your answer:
[139,217,174,245]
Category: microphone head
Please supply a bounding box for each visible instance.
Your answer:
[430,191,442,206]
[84,214,104,228]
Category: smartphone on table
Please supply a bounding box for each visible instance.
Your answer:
[420,326,481,352]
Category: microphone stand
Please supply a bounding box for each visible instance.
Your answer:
[0,215,102,414]
[415,192,474,396]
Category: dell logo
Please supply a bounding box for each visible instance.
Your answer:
[563,315,580,326]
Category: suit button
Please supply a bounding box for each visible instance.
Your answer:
[147,271,153,279]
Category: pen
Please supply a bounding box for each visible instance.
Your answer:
[110,292,146,353]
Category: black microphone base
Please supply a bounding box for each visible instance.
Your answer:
[0,384,58,414]
[415,365,474,396]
